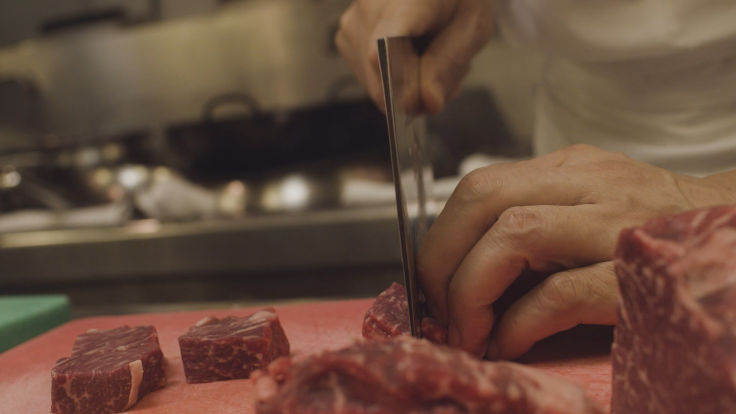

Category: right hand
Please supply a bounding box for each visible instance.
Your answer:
[335,0,495,113]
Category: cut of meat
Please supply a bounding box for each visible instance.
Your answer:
[254,336,604,414]
[51,325,166,414]
[362,282,409,339]
[612,205,736,414]
[178,308,289,383]
[362,282,447,343]
[421,315,448,344]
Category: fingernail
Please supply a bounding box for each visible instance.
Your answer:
[486,340,500,361]
[448,324,460,348]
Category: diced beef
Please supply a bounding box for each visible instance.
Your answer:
[254,336,604,414]
[362,282,410,339]
[362,282,447,343]
[178,308,289,383]
[420,316,448,344]
[612,205,736,414]
[51,325,166,414]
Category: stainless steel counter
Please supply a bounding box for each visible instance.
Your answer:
[0,205,401,285]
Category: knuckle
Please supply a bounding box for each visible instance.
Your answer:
[494,207,544,243]
[447,273,479,309]
[537,272,584,311]
[334,31,346,53]
[557,144,597,164]
[356,0,372,15]
[337,9,351,32]
[566,143,596,153]
[335,26,350,53]
[366,47,379,66]
[454,168,494,204]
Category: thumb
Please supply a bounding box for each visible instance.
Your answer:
[420,5,494,113]
[486,262,619,361]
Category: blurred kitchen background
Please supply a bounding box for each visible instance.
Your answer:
[0,0,542,318]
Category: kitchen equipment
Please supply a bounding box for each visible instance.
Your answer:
[378,36,434,337]
[0,299,613,413]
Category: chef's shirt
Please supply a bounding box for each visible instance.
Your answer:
[496,0,736,176]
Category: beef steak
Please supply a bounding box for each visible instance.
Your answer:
[612,205,736,413]
[363,282,447,343]
[254,336,604,414]
[51,325,166,414]
[178,308,289,383]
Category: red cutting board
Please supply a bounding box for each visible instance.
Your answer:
[0,299,612,413]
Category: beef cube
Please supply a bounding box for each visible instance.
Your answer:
[363,282,447,343]
[178,308,289,383]
[362,282,410,339]
[254,336,604,414]
[421,315,448,344]
[51,325,166,414]
[612,205,736,413]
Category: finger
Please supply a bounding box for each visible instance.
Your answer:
[370,0,457,113]
[486,262,619,360]
[445,204,618,356]
[419,161,591,322]
[419,4,494,113]
[418,145,628,321]
[366,45,386,111]
[335,4,385,109]
[372,0,456,39]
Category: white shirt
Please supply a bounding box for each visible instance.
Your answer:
[497,0,736,176]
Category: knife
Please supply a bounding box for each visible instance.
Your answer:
[377,36,434,338]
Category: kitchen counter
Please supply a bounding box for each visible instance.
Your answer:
[0,206,402,285]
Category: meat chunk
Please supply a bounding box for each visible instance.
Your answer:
[254,336,604,414]
[362,282,447,343]
[178,308,289,383]
[51,325,166,414]
[612,205,736,414]
[362,282,410,339]
[421,316,448,344]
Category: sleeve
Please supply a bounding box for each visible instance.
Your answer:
[495,0,736,61]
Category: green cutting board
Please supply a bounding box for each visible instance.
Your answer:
[0,295,70,352]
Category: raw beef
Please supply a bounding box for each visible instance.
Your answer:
[362,282,447,343]
[51,325,166,414]
[178,308,289,383]
[254,336,604,414]
[612,205,736,413]
[421,315,449,344]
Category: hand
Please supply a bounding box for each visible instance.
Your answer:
[417,144,736,359]
[335,0,494,113]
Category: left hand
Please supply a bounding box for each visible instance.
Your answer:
[417,144,736,360]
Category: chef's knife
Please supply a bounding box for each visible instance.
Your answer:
[377,36,434,338]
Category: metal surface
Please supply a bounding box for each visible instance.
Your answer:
[378,37,434,338]
[0,206,401,285]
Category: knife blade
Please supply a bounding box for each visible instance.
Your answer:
[377,36,434,338]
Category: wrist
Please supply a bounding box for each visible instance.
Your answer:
[675,170,736,209]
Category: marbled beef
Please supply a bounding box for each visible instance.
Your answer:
[51,325,166,414]
[254,336,604,414]
[612,205,736,413]
[178,308,289,383]
[362,282,447,343]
